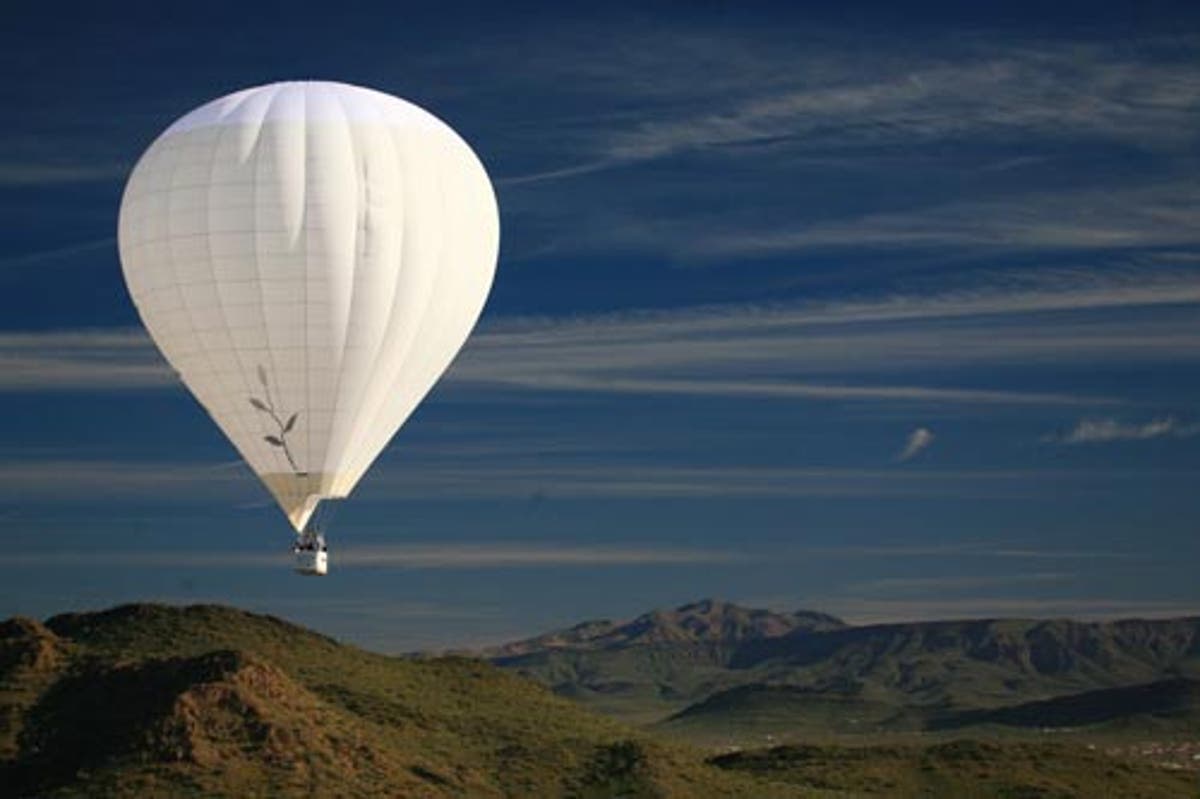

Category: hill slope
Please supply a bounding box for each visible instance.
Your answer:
[933,677,1200,731]
[660,684,919,740]
[0,604,810,798]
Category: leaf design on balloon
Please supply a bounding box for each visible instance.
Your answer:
[249,365,300,474]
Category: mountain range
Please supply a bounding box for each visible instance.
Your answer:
[482,598,1200,738]
[481,600,845,657]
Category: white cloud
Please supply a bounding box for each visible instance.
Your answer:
[446,274,1200,407]
[357,461,1198,502]
[364,464,1025,500]
[896,427,934,462]
[689,183,1200,258]
[7,269,1200,407]
[744,593,1200,624]
[0,329,171,391]
[797,544,1144,561]
[467,375,1113,407]
[0,164,126,187]
[0,459,251,501]
[335,543,745,568]
[445,273,1200,406]
[2,538,1150,586]
[1047,416,1200,444]
[5,551,283,568]
[0,456,1156,504]
[0,238,117,270]
[503,39,1200,184]
[816,597,1200,625]
[497,160,619,187]
[489,34,1200,267]
[848,572,1073,595]
[5,542,746,570]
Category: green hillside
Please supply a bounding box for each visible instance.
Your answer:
[933,677,1200,732]
[658,684,921,742]
[0,604,813,798]
[659,678,1200,745]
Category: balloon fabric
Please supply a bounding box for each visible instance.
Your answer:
[118,82,499,533]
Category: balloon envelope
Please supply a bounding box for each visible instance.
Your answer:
[118,81,499,531]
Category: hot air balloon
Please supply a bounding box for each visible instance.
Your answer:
[117,82,499,575]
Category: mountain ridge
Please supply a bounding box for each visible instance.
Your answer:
[481,598,846,658]
[932,676,1200,731]
[479,598,1200,731]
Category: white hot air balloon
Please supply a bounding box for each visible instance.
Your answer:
[117,81,499,574]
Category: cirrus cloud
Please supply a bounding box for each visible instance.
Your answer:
[1046,416,1200,444]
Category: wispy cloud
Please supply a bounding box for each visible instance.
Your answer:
[0,238,117,270]
[642,51,1196,156]
[0,329,170,391]
[1045,416,1200,444]
[497,160,620,187]
[360,462,1200,502]
[794,543,1146,561]
[0,164,126,187]
[490,34,1200,267]
[896,427,934,462]
[0,459,250,501]
[6,551,283,568]
[2,455,1172,504]
[473,267,1200,342]
[6,542,746,570]
[447,271,1200,406]
[335,543,745,568]
[502,39,1200,184]
[7,268,1198,407]
[465,375,1114,407]
[848,572,1073,595]
[817,597,1200,625]
[742,592,1200,624]
[2,540,1148,573]
[690,183,1200,259]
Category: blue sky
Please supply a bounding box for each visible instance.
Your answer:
[2,2,1199,650]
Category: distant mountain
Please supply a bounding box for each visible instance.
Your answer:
[0,604,802,798]
[482,599,1200,735]
[483,598,845,658]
